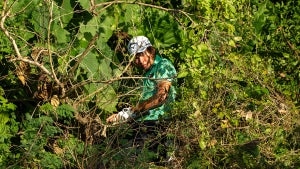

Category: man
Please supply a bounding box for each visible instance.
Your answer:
[105,36,177,164]
[106,35,177,123]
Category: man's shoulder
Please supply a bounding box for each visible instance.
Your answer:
[155,56,174,67]
[153,57,176,81]
[158,58,176,72]
[160,57,172,64]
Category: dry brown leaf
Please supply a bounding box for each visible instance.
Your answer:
[51,95,60,107]
[16,60,30,86]
[279,73,286,77]
[208,139,217,147]
[16,71,26,85]
[53,141,64,155]
[278,109,287,114]
[245,111,253,120]
[18,75,26,85]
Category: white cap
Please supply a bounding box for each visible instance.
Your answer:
[127,36,152,55]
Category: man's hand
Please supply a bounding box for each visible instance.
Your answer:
[106,108,134,123]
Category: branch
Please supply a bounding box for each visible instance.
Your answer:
[74,83,108,105]
[68,33,99,76]
[1,1,52,76]
[10,57,52,76]
[64,73,176,99]
[47,1,65,97]
[0,0,22,58]
[92,1,195,25]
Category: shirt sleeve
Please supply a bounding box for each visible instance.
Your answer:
[156,59,177,82]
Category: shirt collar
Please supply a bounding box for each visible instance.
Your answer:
[144,54,161,75]
[153,54,162,66]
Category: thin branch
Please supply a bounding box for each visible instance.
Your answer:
[94,3,113,16]
[64,73,176,98]
[92,1,195,25]
[0,0,22,58]
[47,1,58,84]
[46,1,65,97]
[0,74,9,81]
[74,83,108,105]
[10,0,34,17]
[68,33,99,76]
[10,57,52,76]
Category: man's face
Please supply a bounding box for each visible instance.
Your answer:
[134,51,154,70]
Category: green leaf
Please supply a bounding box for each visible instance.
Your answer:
[97,13,115,42]
[30,5,49,41]
[199,139,206,150]
[77,0,90,11]
[253,2,268,35]
[39,103,54,114]
[128,7,181,48]
[11,0,39,14]
[234,36,242,41]
[58,0,74,26]
[79,17,100,38]
[56,104,75,119]
[228,40,236,47]
[80,52,100,79]
[96,84,118,112]
[52,23,70,43]
[0,113,10,139]
[83,83,117,112]
[282,53,290,58]
[98,58,113,80]
[177,70,189,78]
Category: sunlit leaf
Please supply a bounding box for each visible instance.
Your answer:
[96,84,118,112]
[199,139,206,150]
[234,36,242,41]
[177,70,189,78]
[77,0,90,11]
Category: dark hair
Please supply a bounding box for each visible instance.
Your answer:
[145,46,156,58]
[135,46,156,58]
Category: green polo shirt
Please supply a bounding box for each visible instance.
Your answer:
[139,55,177,121]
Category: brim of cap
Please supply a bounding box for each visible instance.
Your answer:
[132,44,151,55]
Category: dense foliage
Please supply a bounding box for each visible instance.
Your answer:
[0,0,299,168]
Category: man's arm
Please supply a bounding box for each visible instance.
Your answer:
[106,80,171,123]
[132,80,171,114]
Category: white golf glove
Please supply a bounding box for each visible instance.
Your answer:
[117,107,134,121]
